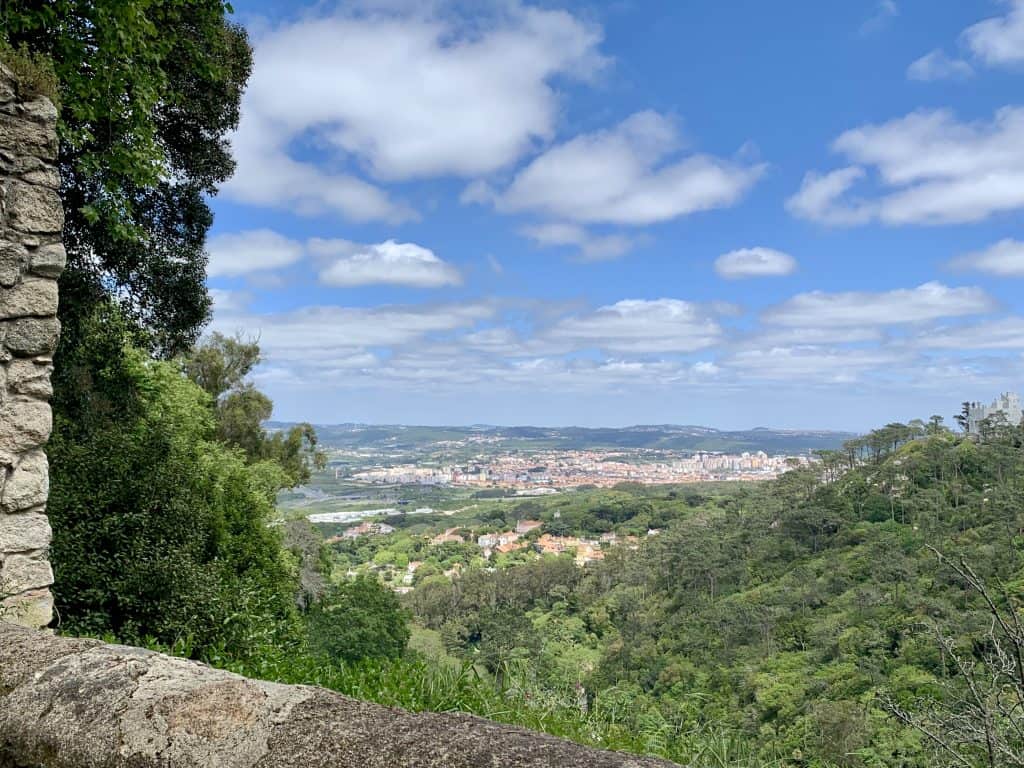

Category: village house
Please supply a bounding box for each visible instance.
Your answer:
[431,528,466,545]
[340,522,395,539]
[515,519,544,535]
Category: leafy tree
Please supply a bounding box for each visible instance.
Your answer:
[308,577,411,664]
[47,305,298,659]
[183,332,326,485]
[5,0,251,355]
[886,551,1024,768]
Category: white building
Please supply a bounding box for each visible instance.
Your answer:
[967,392,1023,434]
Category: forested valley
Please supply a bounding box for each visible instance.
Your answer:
[4,2,1024,766]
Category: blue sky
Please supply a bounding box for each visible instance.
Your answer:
[207,0,1024,430]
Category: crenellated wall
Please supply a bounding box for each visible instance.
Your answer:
[0,62,63,629]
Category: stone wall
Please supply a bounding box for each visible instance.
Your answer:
[0,623,678,768]
[0,63,62,629]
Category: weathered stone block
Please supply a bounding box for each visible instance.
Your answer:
[0,588,52,627]
[0,241,27,286]
[2,316,60,356]
[0,551,53,595]
[1,449,48,512]
[6,359,52,398]
[0,113,57,160]
[0,512,51,552]
[5,181,63,234]
[21,165,60,189]
[28,242,65,278]
[0,277,58,319]
[0,397,51,454]
[0,151,47,176]
[21,98,58,125]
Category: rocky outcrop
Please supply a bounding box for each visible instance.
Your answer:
[0,62,62,629]
[0,623,678,768]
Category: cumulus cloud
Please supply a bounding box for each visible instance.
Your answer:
[494,111,764,225]
[714,247,797,279]
[520,223,635,262]
[311,239,462,287]
[764,282,997,327]
[785,167,872,225]
[906,49,973,81]
[962,0,1024,67]
[905,2,1023,85]
[949,239,1024,276]
[207,229,304,277]
[222,2,605,220]
[788,107,1024,225]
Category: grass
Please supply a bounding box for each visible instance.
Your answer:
[0,43,59,106]
[205,643,788,766]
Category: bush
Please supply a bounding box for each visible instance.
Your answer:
[0,42,59,105]
[48,305,299,660]
[307,576,411,664]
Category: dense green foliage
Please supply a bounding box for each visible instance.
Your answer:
[184,333,327,486]
[355,420,1022,767]
[48,308,300,659]
[5,1,250,354]
[307,577,411,664]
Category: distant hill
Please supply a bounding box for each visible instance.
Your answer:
[265,422,858,455]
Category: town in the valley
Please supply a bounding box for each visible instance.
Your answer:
[277,423,837,593]
[349,448,804,488]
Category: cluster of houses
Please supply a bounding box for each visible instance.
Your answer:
[470,519,651,566]
[335,516,662,577]
[329,521,396,542]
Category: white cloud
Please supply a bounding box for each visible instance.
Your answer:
[715,247,797,279]
[789,107,1024,225]
[764,282,997,327]
[860,0,899,35]
[724,346,907,383]
[906,49,973,81]
[949,239,1024,276]
[916,317,1024,349]
[222,129,415,222]
[207,229,304,277]
[520,222,635,261]
[222,3,605,220]
[962,0,1024,67]
[741,326,885,348]
[208,288,252,314]
[495,111,764,225]
[311,239,462,287]
[786,167,872,225]
[211,301,495,364]
[543,298,723,353]
[904,2,1023,87]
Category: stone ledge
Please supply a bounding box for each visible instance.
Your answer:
[0,623,678,768]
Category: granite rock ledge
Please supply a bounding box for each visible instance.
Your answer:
[0,623,679,768]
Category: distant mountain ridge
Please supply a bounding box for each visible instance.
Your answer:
[265,422,858,454]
